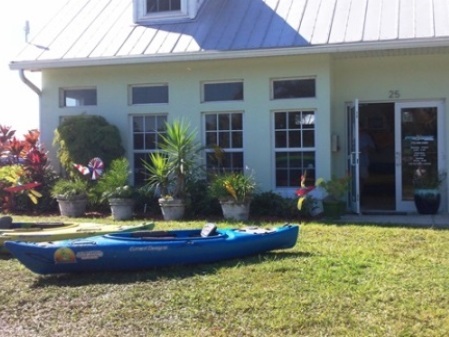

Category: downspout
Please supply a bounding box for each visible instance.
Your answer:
[19,69,41,96]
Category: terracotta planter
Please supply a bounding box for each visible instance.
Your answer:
[159,198,185,220]
[220,200,250,221]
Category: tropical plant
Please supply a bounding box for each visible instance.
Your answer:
[96,157,133,201]
[141,119,203,201]
[209,170,257,205]
[141,152,171,198]
[50,178,89,200]
[317,175,350,202]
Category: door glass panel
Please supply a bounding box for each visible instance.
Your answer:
[400,107,438,201]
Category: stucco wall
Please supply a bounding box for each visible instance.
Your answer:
[40,54,332,195]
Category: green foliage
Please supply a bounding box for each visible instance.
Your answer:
[141,152,171,197]
[142,119,203,200]
[413,168,446,189]
[53,115,125,175]
[250,191,298,219]
[50,178,88,200]
[96,157,133,200]
[317,175,350,202]
[209,171,256,204]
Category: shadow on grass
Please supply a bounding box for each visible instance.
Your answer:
[30,250,312,288]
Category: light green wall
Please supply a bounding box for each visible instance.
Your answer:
[39,50,449,201]
[41,54,332,195]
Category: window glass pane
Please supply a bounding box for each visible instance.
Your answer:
[289,130,301,147]
[134,134,144,150]
[147,0,180,12]
[274,112,287,129]
[275,131,287,148]
[204,82,243,102]
[218,132,230,148]
[206,132,217,146]
[232,131,243,148]
[218,114,230,130]
[231,113,243,129]
[133,116,143,132]
[133,153,147,186]
[303,130,315,147]
[132,85,168,104]
[273,79,315,99]
[144,134,156,150]
[205,115,217,131]
[63,89,97,107]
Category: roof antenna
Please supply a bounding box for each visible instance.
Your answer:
[24,20,30,43]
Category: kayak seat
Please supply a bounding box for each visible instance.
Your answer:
[0,216,13,229]
[200,223,217,237]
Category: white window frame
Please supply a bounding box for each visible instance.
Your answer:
[203,111,244,173]
[131,114,168,186]
[134,0,204,24]
[59,87,97,108]
[201,80,244,103]
[270,77,316,100]
[272,109,316,192]
[128,83,169,105]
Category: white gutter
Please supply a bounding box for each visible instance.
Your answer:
[9,37,449,71]
[19,69,41,96]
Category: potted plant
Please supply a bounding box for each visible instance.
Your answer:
[96,157,134,220]
[51,178,89,217]
[413,167,445,214]
[209,170,257,221]
[317,175,350,218]
[141,119,202,220]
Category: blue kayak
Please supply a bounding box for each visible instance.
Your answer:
[5,224,299,275]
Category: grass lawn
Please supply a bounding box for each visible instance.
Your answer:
[1,216,449,337]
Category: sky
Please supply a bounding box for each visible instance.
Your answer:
[0,0,60,137]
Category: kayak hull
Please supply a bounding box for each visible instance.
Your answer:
[5,224,299,275]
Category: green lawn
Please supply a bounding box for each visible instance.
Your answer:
[1,216,448,337]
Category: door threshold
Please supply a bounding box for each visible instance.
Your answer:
[361,210,408,215]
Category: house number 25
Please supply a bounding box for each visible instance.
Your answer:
[388,90,400,99]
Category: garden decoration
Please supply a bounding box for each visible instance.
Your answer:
[73,157,104,180]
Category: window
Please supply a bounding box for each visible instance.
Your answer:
[203,81,244,102]
[204,113,244,173]
[274,110,316,188]
[134,0,205,24]
[132,115,167,185]
[146,0,180,13]
[61,88,97,107]
[272,78,316,99]
[130,84,169,105]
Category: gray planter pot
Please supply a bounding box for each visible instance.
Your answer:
[109,198,134,220]
[159,198,185,220]
[220,200,250,221]
[57,198,87,218]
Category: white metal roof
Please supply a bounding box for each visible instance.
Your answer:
[10,0,449,70]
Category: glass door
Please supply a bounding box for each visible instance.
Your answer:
[394,101,444,212]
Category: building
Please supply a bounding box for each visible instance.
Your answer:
[9,0,449,214]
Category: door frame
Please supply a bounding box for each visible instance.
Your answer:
[347,99,446,214]
[394,100,446,212]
